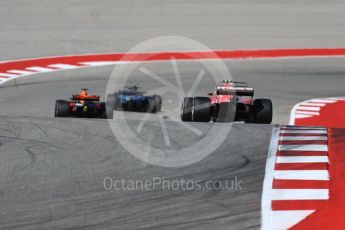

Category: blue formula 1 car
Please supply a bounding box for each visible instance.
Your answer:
[107,82,162,113]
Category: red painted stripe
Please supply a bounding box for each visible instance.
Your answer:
[278,140,327,145]
[277,151,328,156]
[272,200,327,211]
[0,76,10,78]
[1,48,345,73]
[273,179,329,189]
[294,100,345,128]
[291,129,345,229]
[275,163,328,170]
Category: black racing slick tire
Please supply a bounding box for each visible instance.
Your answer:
[55,100,70,117]
[154,95,162,112]
[100,102,107,119]
[253,99,273,124]
[113,93,120,110]
[147,97,157,113]
[193,97,211,122]
[181,97,193,121]
[104,94,115,119]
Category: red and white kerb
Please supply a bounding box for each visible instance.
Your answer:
[262,126,329,230]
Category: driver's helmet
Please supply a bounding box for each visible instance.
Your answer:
[80,88,88,98]
[129,81,139,91]
[221,80,233,84]
[79,88,89,103]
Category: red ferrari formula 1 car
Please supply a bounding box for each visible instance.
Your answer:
[181,80,272,123]
[55,89,114,119]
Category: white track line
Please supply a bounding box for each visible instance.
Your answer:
[0,73,20,78]
[271,189,329,200]
[282,126,326,130]
[276,156,329,163]
[80,61,121,66]
[274,170,329,180]
[48,64,81,69]
[261,126,280,230]
[300,102,326,107]
[297,106,321,111]
[294,114,313,119]
[278,144,328,151]
[289,97,343,125]
[295,111,320,115]
[281,130,327,134]
[270,211,315,230]
[26,66,56,72]
[279,136,327,141]
[309,99,337,103]
[7,70,36,75]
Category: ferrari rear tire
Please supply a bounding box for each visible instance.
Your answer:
[253,99,273,124]
[55,100,70,117]
[181,97,193,121]
[193,97,211,122]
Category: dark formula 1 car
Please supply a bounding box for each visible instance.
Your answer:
[107,82,162,113]
[181,80,272,123]
[55,89,114,119]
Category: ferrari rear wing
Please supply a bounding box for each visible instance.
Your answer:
[234,87,254,97]
[217,86,254,96]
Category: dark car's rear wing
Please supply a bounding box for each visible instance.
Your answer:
[71,95,100,101]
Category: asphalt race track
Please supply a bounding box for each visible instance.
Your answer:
[1,1,345,229]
